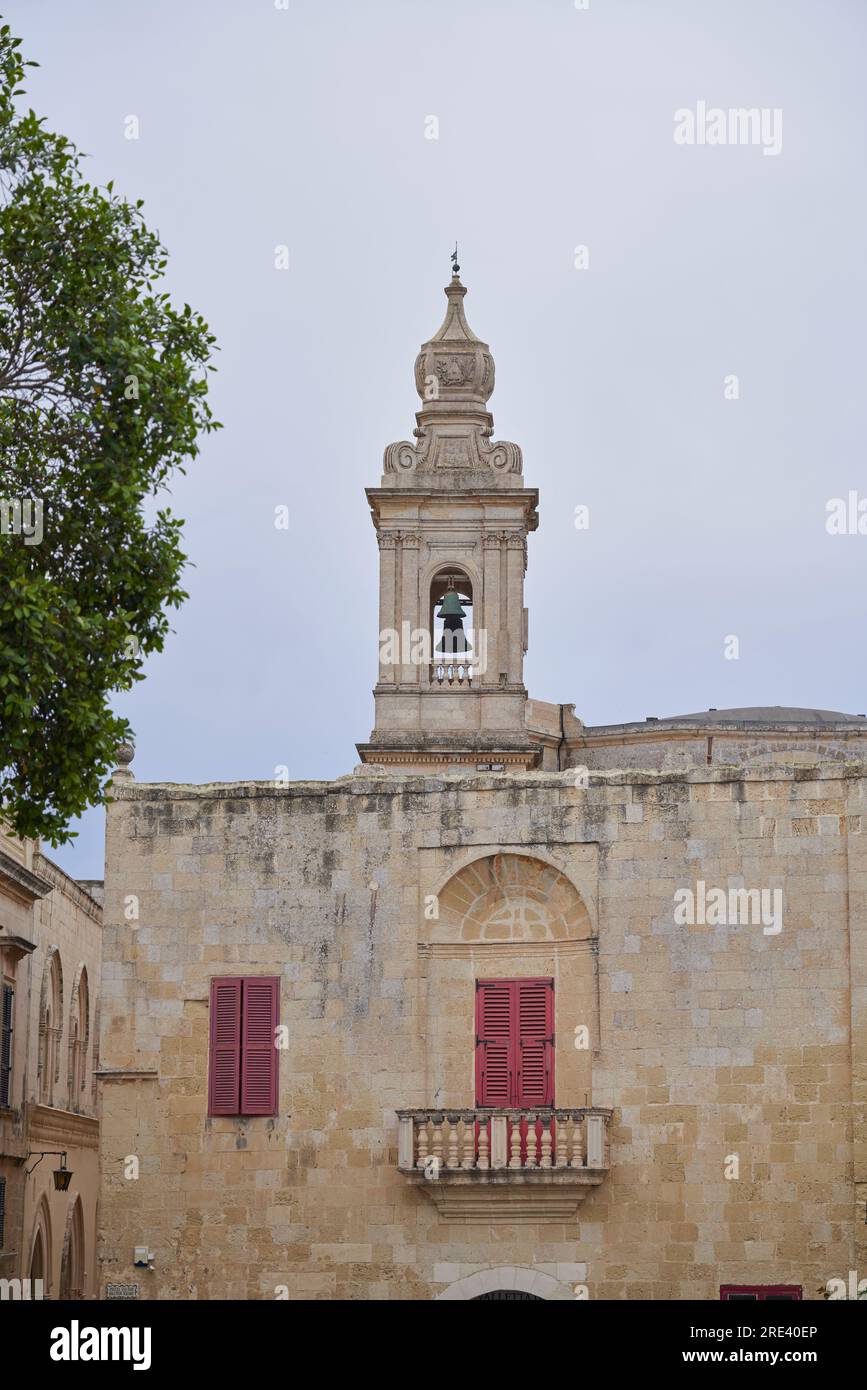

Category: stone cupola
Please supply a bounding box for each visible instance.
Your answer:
[382,268,523,485]
[414,273,495,407]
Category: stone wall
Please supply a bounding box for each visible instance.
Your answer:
[98,763,866,1300]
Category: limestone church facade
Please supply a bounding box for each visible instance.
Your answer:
[98,271,867,1300]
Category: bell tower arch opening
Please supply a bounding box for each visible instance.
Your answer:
[430,568,474,683]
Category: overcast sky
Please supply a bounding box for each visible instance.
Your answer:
[9,0,866,879]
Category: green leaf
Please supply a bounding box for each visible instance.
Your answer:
[0,19,220,846]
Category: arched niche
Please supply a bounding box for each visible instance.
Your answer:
[423,853,596,1109]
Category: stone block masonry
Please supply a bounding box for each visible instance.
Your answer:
[97,762,866,1300]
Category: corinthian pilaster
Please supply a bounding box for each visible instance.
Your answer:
[377,533,397,684]
[506,533,525,684]
[481,531,502,685]
[399,532,421,685]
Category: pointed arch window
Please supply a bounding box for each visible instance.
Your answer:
[67,966,89,1109]
[38,949,63,1106]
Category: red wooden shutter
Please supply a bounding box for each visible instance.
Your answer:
[208,977,242,1116]
[475,981,512,1105]
[516,979,554,1106]
[240,977,279,1116]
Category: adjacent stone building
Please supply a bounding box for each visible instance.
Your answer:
[0,828,102,1298]
[98,271,867,1300]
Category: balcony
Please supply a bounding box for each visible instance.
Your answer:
[396,1107,612,1221]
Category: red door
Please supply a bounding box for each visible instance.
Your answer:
[475,979,554,1160]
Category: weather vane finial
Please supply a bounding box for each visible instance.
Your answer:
[451,242,460,278]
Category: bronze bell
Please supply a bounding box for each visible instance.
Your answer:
[435,579,472,657]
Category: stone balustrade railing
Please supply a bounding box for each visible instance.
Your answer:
[396,1107,612,1175]
[429,661,474,686]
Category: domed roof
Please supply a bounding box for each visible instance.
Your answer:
[583,706,867,735]
[661,707,864,725]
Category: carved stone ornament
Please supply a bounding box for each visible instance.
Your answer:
[434,355,474,387]
[384,425,522,475]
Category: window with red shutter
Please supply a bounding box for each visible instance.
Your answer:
[516,978,554,1107]
[475,979,554,1108]
[208,977,242,1116]
[475,981,513,1106]
[241,976,279,1115]
[208,976,279,1117]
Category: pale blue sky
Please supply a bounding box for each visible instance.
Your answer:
[8,0,866,877]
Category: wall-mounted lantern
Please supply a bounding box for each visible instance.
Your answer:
[23,1149,73,1191]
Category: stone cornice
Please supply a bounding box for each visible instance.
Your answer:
[419,939,594,961]
[0,933,37,961]
[356,748,539,768]
[105,761,867,804]
[0,848,53,904]
[33,854,102,923]
[27,1103,99,1149]
[367,485,539,508]
[94,1068,159,1083]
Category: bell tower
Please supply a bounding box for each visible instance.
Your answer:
[357,261,540,772]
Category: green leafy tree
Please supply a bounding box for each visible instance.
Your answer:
[0,20,219,844]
